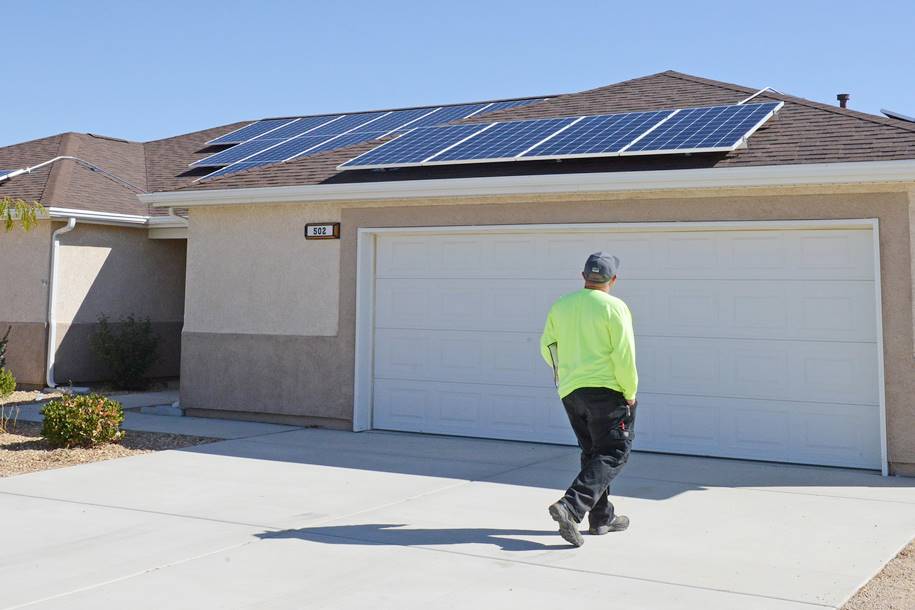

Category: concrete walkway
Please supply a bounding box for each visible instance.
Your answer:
[11,393,298,439]
[1,426,914,609]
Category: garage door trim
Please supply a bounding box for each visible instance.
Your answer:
[352,219,887,474]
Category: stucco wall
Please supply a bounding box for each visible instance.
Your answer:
[179,189,915,472]
[184,203,341,336]
[0,223,51,385]
[52,223,187,382]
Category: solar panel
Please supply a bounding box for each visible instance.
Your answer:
[623,102,781,154]
[338,124,492,169]
[351,107,438,134]
[522,110,673,159]
[192,138,289,167]
[233,131,384,167]
[426,118,577,164]
[246,115,343,142]
[228,135,331,165]
[193,113,386,167]
[304,111,387,137]
[207,118,296,145]
[201,162,269,180]
[475,98,544,114]
[286,131,385,160]
[398,103,490,130]
[339,102,783,170]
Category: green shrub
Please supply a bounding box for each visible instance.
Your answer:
[90,314,160,390]
[40,394,124,448]
[0,367,15,397]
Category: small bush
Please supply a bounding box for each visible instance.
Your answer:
[0,367,15,397]
[40,394,124,448]
[90,314,160,390]
[0,325,10,369]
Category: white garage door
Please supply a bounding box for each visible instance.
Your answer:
[369,225,882,469]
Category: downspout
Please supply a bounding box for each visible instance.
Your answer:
[46,217,76,388]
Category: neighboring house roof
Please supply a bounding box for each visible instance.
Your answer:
[4,70,915,211]
[0,132,149,216]
[179,70,915,191]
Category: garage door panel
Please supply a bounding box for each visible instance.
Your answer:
[371,227,881,469]
[377,230,874,281]
[635,394,881,468]
[376,278,567,332]
[375,328,548,388]
[639,336,877,405]
[374,379,575,444]
[618,280,876,342]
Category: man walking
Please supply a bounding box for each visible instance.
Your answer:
[540,252,638,547]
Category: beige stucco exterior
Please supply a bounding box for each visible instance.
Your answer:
[0,221,186,386]
[53,223,186,382]
[177,186,915,474]
[0,223,52,385]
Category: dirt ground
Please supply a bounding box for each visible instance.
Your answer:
[841,540,915,609]
[0,420,216,478]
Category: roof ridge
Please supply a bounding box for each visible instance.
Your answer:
[664,71,915,135]
[40,133,77,205]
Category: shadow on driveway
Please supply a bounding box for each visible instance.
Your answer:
[178,428,915,501]
[257,523,572,551]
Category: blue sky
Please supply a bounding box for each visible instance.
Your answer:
[4,0,913,147]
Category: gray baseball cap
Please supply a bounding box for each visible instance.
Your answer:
[583,252,620,283]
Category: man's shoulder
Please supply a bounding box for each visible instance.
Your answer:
[550,289,630,314]
[595,292,631,315]
[552,289,584,307]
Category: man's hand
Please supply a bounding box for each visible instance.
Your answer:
[626,398,637,406]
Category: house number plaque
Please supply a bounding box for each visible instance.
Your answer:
[305,223,340,240]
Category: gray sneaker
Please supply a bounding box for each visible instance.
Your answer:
[548,501,584,547]
[588,515,630,535]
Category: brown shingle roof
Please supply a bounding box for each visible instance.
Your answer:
[0,122,246,216]
[183,70,915,191]
[0,132,148,215]
[5,71,915,206]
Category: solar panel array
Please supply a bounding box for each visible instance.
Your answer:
[339,102,783,170]
[196,98,545,180]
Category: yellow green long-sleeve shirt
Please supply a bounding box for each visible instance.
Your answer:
[540,288,638,400]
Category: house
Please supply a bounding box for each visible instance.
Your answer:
[0,131,199,387]
[6,70,915,476]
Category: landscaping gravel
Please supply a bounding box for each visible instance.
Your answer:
[842,540,915,610]
[0,420,216,478]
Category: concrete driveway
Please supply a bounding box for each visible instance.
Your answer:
[2,427,914,609]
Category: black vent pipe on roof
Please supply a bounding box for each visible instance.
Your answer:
[837,93,850,108]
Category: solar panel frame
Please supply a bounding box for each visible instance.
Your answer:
[350,108,438,135]
[200,161,270,180]
[424,117,579,165]
[244,115,344,142]
[620,102,783,156]
[338,123,494,169]
[285,131,386,161]
[206,118,298,145]
[473,98,544,115]
[520,110,674,160]
[191,137,295,167]
[303,111,388,137]
[394,103,490,130]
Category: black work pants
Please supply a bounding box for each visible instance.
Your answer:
[559,387,635,526]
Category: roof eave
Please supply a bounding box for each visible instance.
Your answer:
[140,159,915,208]
[46,207,187,228]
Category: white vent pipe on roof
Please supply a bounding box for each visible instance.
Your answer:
[46,217,76,389]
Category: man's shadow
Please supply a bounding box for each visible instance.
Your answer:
[257,523,572,551]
